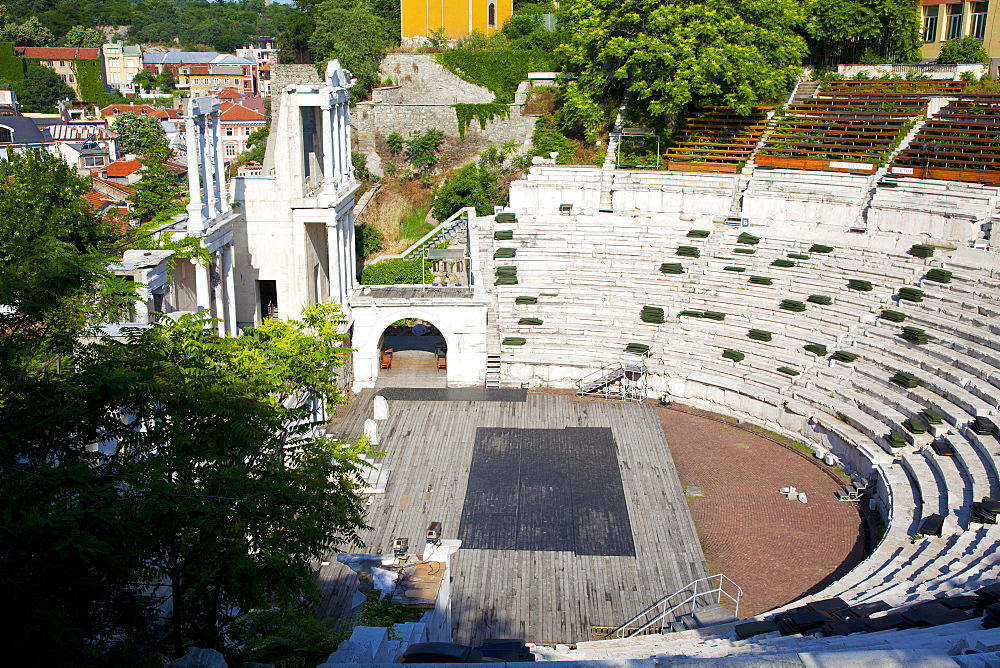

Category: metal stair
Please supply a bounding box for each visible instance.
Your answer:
[485,354,501,389]
[576,356,649,401]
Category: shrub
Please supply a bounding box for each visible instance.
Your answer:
[432,163,505,220]
[938,36,989,64]
[356,223,383,259]
[360,256,433,284]
[386,132,405,153]
[435,49,558,103]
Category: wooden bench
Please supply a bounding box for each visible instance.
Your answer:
[380,348,393,369]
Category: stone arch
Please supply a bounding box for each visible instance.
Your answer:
[351,303,487,391]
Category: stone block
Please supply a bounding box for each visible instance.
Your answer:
[364,418,379,445]
[374,395,389,420]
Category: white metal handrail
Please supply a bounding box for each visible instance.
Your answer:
[611,573,742,639]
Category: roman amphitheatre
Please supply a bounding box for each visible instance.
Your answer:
[320,75,1000,665]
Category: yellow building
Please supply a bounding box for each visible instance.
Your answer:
[401,0,513,41]
[920,0,1000,59]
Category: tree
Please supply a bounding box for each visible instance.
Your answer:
[404,128,446,175]
[61,25,103,48]
[308,0,395,100]
[13,66,75,112]
[0,15,56,46]
[803,0,921,66]
[131,68,157,90]
[937,36,989,64]
[0,148,372,663]
[557,0,808,139]
[130,132,185,224]
[111,111,167,155]
[239,125,269,164]
[432,162,505,219]
[157,65,176,92]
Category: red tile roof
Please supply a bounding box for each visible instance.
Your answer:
[15,46,100,60]
[99,104,178,119]
[219,101,265,122]
[259,62,271,71]
[218,88,243,99]
[92,175,135,198]
[105,159,143,177]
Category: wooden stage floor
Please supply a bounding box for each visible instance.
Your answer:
[318,391,708,646]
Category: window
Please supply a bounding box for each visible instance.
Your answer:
[83,155,105,167]
[923,5,940,42]
[112,108,120,114]
[225,143,236,157]
[487,1,497,28]
[60,74,68,83]
[224,78,230,85]
[971,2,988,38]
[245,127,252,135]
[110,72,120,84]
[68,75,75,83]
[0,127,11,143]
[225,127,234,136]
[214,77,220,85]
[126,59,135,68]
[946,3,964,40]
[109,57,119,66]
[59,60,65,67]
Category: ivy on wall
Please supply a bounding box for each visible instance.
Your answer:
[453,102,510,141]
[435,49,558,103]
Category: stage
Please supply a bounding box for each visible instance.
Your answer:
[319,391,708,645]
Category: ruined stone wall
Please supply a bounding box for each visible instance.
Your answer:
[352,101,537,149]
[375,54,493,104]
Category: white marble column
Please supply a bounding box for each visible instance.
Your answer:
[336,216,347,305]
[200,119,217,217]
[347,209,358,285]
[321,103,335,183]
[185,111,203,232]
[341,102,353,180]
[332,102,343,180]
[221,244,236,335]
[195,258,211,312]
[213,110,228,211]
[327,223,342,304]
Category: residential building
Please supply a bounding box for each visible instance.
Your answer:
[0,116,57,159]
[236,37,277,67]
[14,47,103,97]
[401,0,512,41]
[920,0,1000,62]
[258,62,272,98]
[219,101,267,161]
[143,52,257,97]
[102,42,143,94]
[47,125,118,173]
[98,104,180,123]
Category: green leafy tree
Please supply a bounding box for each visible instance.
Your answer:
[432,162,505,219]
[157,65,176,92]
[557,0,808,140]
[0,14,56,46]
[13,65,75,112]
[937,36,989,64]
[226,604,348,665]
[131,68,157,90]
[110,111,167,155]
[405,128,446,175]
[308,0,395,100]
[803,0,921,66]
[239,125,269,164]
[386,131,405,154]
[61,25,103,48]
[130,132,185,224]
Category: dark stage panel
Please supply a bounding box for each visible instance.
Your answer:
[459,427,635,557]
[377,388,527,402]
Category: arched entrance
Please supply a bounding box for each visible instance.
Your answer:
[350,302,488,392]
[377,318,448,388]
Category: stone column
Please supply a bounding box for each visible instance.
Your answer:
[347,208,358,285]
[321,103,335,183]
[327,223,342,304]
[134,285,150,324]
[185,110,203,232]
[213,109,228,212]
[342,102,353,180]
[336,215,348,305]
[223,244,237,335]
[195,258,211,313]
[200,118,217,218]
[332,101,343,181]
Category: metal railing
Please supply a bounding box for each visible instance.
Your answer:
[609,574,742,639]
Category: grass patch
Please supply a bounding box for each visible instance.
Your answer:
[400,205,433,242]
